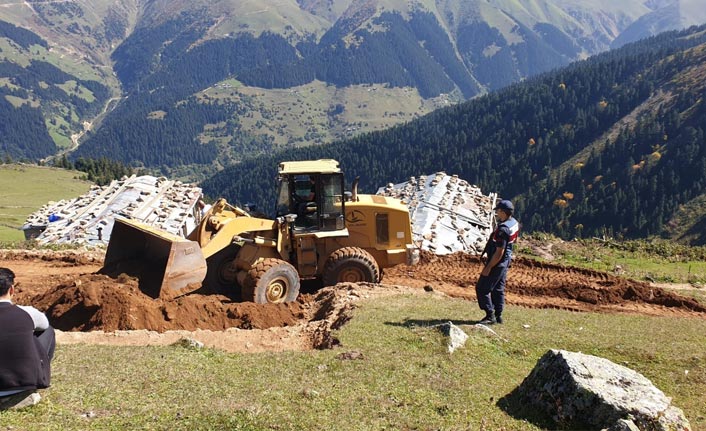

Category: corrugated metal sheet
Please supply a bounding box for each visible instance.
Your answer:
[378,172,497,255]
[23,175,203,246]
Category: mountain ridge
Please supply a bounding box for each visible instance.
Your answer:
[2,0,703,162]
[199,24,706,243]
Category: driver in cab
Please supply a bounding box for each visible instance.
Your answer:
[296,176,317,219]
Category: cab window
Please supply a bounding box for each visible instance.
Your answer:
[319,174,345,230]
[275,179,291,217]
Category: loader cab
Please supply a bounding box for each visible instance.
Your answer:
[275,162,346,232]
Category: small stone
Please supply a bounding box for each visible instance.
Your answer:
[173,337,204,350]
[337,350,364,360]
[300,388,320,398]
[0,391,40,410]
[437,322,468,353]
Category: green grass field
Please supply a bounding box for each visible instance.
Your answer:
[0,164,91,242]
[0,295,704,430]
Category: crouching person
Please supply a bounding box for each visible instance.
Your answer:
[0,268,55,410]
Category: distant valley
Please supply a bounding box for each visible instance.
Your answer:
[1,0,705,170]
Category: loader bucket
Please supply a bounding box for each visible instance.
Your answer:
[101,217,207,299]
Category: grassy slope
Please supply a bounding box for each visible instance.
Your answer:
[518,234,706,283]
[196,79,459,149]
[0,11,114,82]
[0,295,703,430]
[0,37,111,149]
[0,0,132,67]
[0,164,91,242]
[143,0,330,40]
[663,193,706,245]
[0,1,126,149]
[474,0,646,49]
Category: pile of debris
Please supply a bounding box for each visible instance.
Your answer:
[378,172,497,255]
[23,170,496,255]
[23,175,203,246]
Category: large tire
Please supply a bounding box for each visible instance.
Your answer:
[242,258,300,304]
[322,247,380,286]
[204,245,240,295]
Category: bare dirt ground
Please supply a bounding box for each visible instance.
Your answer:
[2,249,704,353]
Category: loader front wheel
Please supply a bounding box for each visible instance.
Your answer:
[322,247,380,286]
[242,258,300,304]
[204,245,240,295]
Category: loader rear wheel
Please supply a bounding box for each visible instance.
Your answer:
[242,258,300,304]
[322,247,380,286]
[204,245,240,295]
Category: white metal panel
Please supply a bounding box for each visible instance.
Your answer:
[377,172,497,255]
[24,175,203,246]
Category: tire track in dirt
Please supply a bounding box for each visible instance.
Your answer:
[384,252,706,318]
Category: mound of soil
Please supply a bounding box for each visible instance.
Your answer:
[32,273,309,332]
[510,258,706,312]
[0,249,103,266]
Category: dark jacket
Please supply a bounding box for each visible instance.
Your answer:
[0,302,51,391]
[483,217,520,269]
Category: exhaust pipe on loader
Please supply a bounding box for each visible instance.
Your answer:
[101,217,208,299]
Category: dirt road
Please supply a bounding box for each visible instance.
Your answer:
[2,249,703,353]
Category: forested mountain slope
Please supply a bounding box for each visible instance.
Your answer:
[2,0,703,164]
[201,25,706,244]
[0,20,112,159]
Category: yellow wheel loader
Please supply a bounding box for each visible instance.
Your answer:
[101,159,419,303]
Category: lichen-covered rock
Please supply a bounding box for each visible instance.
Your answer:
[604,418,641,431]
[515,349,691,430]
[436,321,468,353]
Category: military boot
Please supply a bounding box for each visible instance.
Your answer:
[478,310,496,325]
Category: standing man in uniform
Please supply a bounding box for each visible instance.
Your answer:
[476,199,519,324]
[0,268,55,409]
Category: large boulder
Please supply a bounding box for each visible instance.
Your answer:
[512,349,691,430]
